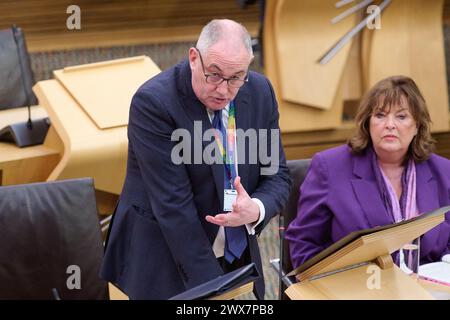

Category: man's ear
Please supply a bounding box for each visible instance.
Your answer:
[188,47,197,70]
[248,54,255,66]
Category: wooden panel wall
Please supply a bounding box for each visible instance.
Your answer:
[282,125,450,160]
[0,0,259,51]
[444,0,450,23]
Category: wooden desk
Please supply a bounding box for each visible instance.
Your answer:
[107,282,253,301]
[33,79,129,195]
[209,282,254,300]
[33,56,161,195]
[108,283,129,300]
[419,278,450,299]
[0,106,60,186]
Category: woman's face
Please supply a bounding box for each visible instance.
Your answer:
[369,96,418,162]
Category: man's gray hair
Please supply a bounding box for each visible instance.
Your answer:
[196,19,253,56]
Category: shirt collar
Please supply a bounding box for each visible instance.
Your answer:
[207,103,230,120]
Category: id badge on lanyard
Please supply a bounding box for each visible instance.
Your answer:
[221,101,237,212]
[224,189,237,212]
[223,133,237,212]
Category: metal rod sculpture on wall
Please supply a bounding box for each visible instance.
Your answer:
[318,0,391,65]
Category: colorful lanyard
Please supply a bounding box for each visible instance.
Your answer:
[213,101,237,189]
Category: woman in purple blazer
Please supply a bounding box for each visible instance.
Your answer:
[286,76,450,269]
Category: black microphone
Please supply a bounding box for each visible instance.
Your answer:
[12,24,33,130]
[0,25,50,147]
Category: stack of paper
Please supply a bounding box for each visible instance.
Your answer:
[419,262,450,286]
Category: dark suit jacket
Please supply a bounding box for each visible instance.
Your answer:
[101,60,291,299]
[286,145,450,269]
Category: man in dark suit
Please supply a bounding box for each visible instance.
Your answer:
[101,19,291,299]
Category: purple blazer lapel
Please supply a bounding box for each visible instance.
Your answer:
[415,160,441,254]
[416,160,440,214]
[351,150,393,228]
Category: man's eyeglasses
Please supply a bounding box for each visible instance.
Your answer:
[195,48,249,88]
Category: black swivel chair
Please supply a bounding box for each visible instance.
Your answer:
[0,178,108,299]
[270,158,311,300]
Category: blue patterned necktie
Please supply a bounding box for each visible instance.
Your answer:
[212,109,247,264]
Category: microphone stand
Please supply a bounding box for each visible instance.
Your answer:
[278,215,285,300]
[12,24,33,130]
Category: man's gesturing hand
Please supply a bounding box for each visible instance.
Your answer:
[205,176,260,227]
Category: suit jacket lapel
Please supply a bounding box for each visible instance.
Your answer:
[177,60,224,208]
[234,88,251,190]
[188,103,224,210]
[176,61,253,208]
[351,150,394,227]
